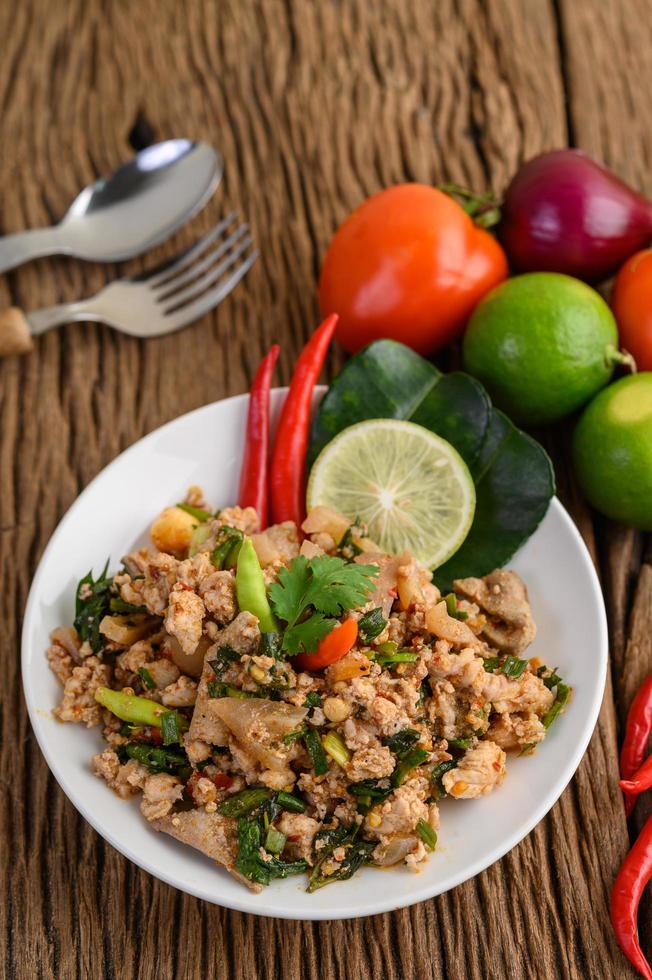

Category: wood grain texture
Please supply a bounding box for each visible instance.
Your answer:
[0,1,650,977]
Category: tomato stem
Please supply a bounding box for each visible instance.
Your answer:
[438,182,502,229]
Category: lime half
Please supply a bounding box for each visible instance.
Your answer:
[307,419,476,568]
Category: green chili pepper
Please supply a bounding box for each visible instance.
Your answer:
[235,538,278,632]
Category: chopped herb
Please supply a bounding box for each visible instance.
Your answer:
[537,665,563,689]
[210,526,244,570]
[137,667,156,690]
[383,729,420,755]
[110,597,147,614]
[208,645,240,678]
[268,554,378,655]
[339,524,363,559]
[160,710,183,745]
[303,728,328,776]
[347,778,393,814]
[392,747,429,787]
[375,650,418,667]
[483,654,528,678]
[416,818,437,851]
[307,825,374,892]
[264,826,286,855]
[358,607,387,643]
[447,737,472,751]
[444,593,469,620]
[218,788,271,818]
[542,682,571,730]
[235,818,307,886]
[276,791,306,813]
[74,561,113,653]
[304,692,322,709]
[176,503,213,522]
[207,680,253,699]
[259,632,284,660]
[322,731,351,767]
[282,726,307,745]
[122,743,188,775]
[376,641,398,656]
[431,760,457,799]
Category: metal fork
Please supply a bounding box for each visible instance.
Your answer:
[0,213,258,356]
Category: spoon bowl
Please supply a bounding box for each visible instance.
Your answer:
[0,140,223,273]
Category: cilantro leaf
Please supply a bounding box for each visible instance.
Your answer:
[268,555,378,654]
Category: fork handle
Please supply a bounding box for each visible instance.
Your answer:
[0,308,34,356]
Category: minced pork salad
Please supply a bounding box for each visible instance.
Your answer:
[47,492,570,892]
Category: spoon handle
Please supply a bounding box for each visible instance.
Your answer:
[0,227,64,274]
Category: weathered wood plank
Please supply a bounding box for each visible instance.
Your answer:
[0,1,647,978]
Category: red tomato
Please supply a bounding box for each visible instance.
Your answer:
[612,249,652,370]
[319,184,508,355]
[292,618,358,672]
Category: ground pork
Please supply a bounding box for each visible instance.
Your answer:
[347,744,395,781]
[54,656,112,726]
[46,641,74,685]
[118,550,179,616]
[217,506,259,534]
[442,740,506,799]
[278,812,320,864]
[164,583,205,656]
[140,773,184,821]
[91,750,148,798]
[480,669,553,716]
[488,711,546,751]
[365,778,429,839]
[199,570,237,623]
[161,675,198,707]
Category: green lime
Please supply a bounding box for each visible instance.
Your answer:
[463,272,621,425]
[572,373,652,530]
[306,418,476,568]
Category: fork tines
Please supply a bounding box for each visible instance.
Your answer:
[146,213,258,328]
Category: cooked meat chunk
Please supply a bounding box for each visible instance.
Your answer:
[54,656,112,726]
[347,744,395,781]
[217,506,259,534]
[151,808,261,892]
[442,740,506,799]
[364,779,429,838]
[214,698,307,771]
[251,521,300,567]
[46,640,74,685]
[161,675,198,707]
[164,583,205,656]
[480,669,553,716]
[117,550,179,615]
[454,570,537,655]
[92,750,148,798]
[487,711,547,751]
[278,812,320,864]
[140,773,184,821]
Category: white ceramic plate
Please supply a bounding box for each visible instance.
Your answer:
[22,388,608,920]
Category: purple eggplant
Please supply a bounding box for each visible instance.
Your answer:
[499,149,652,283]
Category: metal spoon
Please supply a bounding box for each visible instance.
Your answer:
[0,139,222,274]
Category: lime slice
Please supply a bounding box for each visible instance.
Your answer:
[307,419,476,569]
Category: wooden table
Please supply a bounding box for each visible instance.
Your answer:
[1,2,650,977]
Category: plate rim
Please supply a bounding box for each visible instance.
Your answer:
[21,389,609,920]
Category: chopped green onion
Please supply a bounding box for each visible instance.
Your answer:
[537,665,563,689]
[303,728,328,776]
[383,729,420,755]
[444,593,469,620]
[542,683,571,729]
[124,743,188,774]
[304,692,322,709]
[264,826,286,855]
[392,746,429,786]
[137,667,156,690]
[189,524,213,556]
[207,645,240,678]
[176,503,213,522]
[376,641,398,656]
[483,654,528,678]
[375,650,418,667]
[110,597,147,614]
[347,778,393,814]
[218,788,271,818]
[416,818,437,851]
[276,790,306,813]
[321,730,351,767]
[207,681,252,699]
[358,607,387,643]
[211,526,244,570]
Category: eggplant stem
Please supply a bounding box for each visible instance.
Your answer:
[605,344,637,373]
[438,182,502,229]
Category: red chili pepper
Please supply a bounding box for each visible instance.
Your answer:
[270,314,338,526]
[611,813,652,980]
[621,675,652,817]
[238,344,280,530]
[292,618,358,672]
[211,772,233,790]
[621,755,652,796]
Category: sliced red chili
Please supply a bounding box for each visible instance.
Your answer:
[270,314,338,526]
[238,344,280,530]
